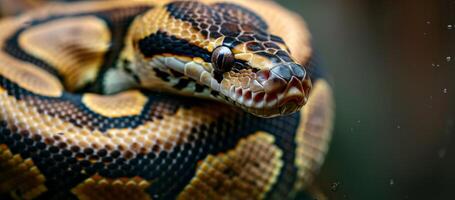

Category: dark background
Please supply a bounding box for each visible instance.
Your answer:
[276,0,455,199]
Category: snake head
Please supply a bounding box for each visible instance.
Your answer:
[209,39,311,117]
[131,1,311,117]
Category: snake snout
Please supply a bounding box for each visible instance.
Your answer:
[255,63,310,114]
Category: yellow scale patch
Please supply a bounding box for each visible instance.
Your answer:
[82,90,148,118]
[177,131,283,200]
[19,16,111,91]
[72,174,152,200]
[0,144,47,200]
[293,80,334,192]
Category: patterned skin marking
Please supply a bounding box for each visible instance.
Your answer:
[71,174,152,200]
[294,80,334,192]
[82,90,147,118]
[0,1,157,80]
[0,144,47,200]
[0,89,232,157]
[19,16,111,91]
[138,31,211,62]
[211,3,269,31]
[178,131,283,200]
[0,53,63,97]
[131,6,218,53]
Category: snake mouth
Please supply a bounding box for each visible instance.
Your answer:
[220,78,310,117]
[220,63,312,117]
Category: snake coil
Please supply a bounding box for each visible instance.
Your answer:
[0,0,334,199]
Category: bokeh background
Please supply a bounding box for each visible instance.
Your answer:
[276,0,454,199]
[0,0,453,199]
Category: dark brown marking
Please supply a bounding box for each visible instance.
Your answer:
[246,42,265,51]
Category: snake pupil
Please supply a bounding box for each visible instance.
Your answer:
[211,46,234,73]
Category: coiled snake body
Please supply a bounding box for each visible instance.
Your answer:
[0,1,334,199]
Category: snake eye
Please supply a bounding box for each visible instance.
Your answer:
[211,46,234,72]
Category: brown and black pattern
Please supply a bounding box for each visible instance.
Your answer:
[138,31,212,62]
[0,0,334,199]
[0,76,310,199]
[165,1,287,51]
[3,3,152,92]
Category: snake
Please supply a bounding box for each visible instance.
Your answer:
[0,0,334,199]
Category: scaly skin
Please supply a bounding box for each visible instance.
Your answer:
[0,1,334,199]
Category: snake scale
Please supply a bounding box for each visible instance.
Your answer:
[0,0,334,199]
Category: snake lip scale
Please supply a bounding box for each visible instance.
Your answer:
[0,0,334,199]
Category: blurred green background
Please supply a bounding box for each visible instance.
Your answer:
[276,0,454,199]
